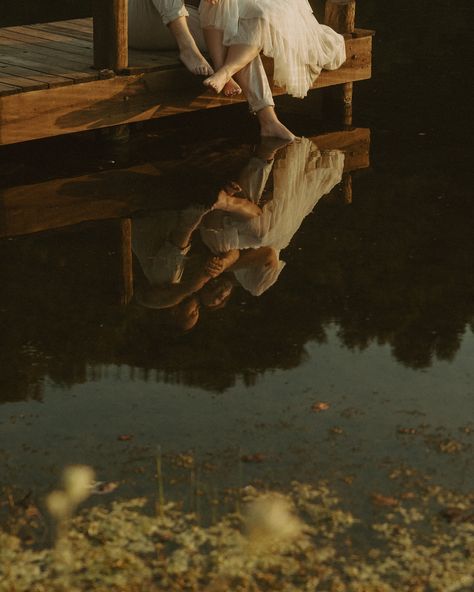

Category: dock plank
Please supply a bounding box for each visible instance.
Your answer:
[38,22,92,42]
[0,81,22,96]
[11,25,93,50]
[0,71,46,92]
[0,54,95,83]
[0,63,74,88]
[0,29,92,59]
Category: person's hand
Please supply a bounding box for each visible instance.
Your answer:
[205,256,226,278]
[205,0,221,4]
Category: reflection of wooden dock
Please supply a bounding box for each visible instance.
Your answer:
[0,128,370,239]
[1,126,370,305]
[0,0,373,145]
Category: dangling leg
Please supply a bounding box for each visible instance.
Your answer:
[232,57,296,141]
[168,16,214,75]
[204,43,260,94]
[203,27,242,96]
[256,106,296,141]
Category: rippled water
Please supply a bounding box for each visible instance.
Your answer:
[0,0,472,534]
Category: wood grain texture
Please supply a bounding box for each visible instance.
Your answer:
[325,0,356,34]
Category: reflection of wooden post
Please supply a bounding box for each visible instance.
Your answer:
[93,0,128,71]
[119,218,133,305]
[323,0,356,126]
[342,172,352,204]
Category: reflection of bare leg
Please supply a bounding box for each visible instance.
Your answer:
[257,106,296,142]
[169,17,213,76]
[204,44,260,93]
[170,205,210,249]
[256,137,294,160]
[213,190,262,219]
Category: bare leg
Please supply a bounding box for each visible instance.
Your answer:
[169,205,211,249]
[204,44,260,93]
[212,189,262,219]
[168,16,213,76]
[256,106,296,142]
[203,27,241,96]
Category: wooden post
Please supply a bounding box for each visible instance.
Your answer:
[93,0,128,72]
[119,218,134,305]
[323,0,356,126]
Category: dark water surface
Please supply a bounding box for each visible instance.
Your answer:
[0,1,472,532]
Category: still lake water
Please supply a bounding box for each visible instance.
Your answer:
[0,1,472,534]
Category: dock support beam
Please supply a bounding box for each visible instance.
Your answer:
[93,0,128,71]
[323,0,356,126]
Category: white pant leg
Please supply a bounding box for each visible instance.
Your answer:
[186,7,274,113]
[129,0,188,49]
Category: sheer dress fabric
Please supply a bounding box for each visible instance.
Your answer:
[199,0,346,97]
[200,139,345,295]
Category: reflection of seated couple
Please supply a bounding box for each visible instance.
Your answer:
[128,0,346,140]
[132,138,345,330]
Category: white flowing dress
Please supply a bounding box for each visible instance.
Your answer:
[199,0,346,98]
[200,139,345,295]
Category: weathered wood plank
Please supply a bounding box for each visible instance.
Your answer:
[36,22,93,42]
[13,25,93,50]
[0,54,95,84]
[0,36,94,68]
[0,63,74,88]
[0,129,369,238]
[0,71,46,92]
[0,81,21,96]
[0,29,92,59]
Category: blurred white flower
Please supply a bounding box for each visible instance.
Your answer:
[62,465,95,505]
[46,490,71,521]
[244,494,304,546]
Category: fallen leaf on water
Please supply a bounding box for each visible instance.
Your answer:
[311,402,330,413]
[371,493,399,507]
[90,481,120,495]
[117,434,133,441]
[439,507,474,524]
[241,453,265,463]
[438,439,463,454]
[398,427,418,435]
[330,426,344,435]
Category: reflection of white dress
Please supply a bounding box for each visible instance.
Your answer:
[200,0,346,97]
[200,138,345,295]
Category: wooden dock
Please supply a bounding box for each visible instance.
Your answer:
[0,1,373,146]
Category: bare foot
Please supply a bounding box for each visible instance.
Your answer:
[256,137,294,161]
[203,67,231,94]
[179,47,214,76]
[260,120,296,142]
[223,78,242,97]
[213,190,262,219]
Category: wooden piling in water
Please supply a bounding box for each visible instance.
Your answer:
[324,0,356,126]
[119,218,133,305]
[93,0,128,71]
